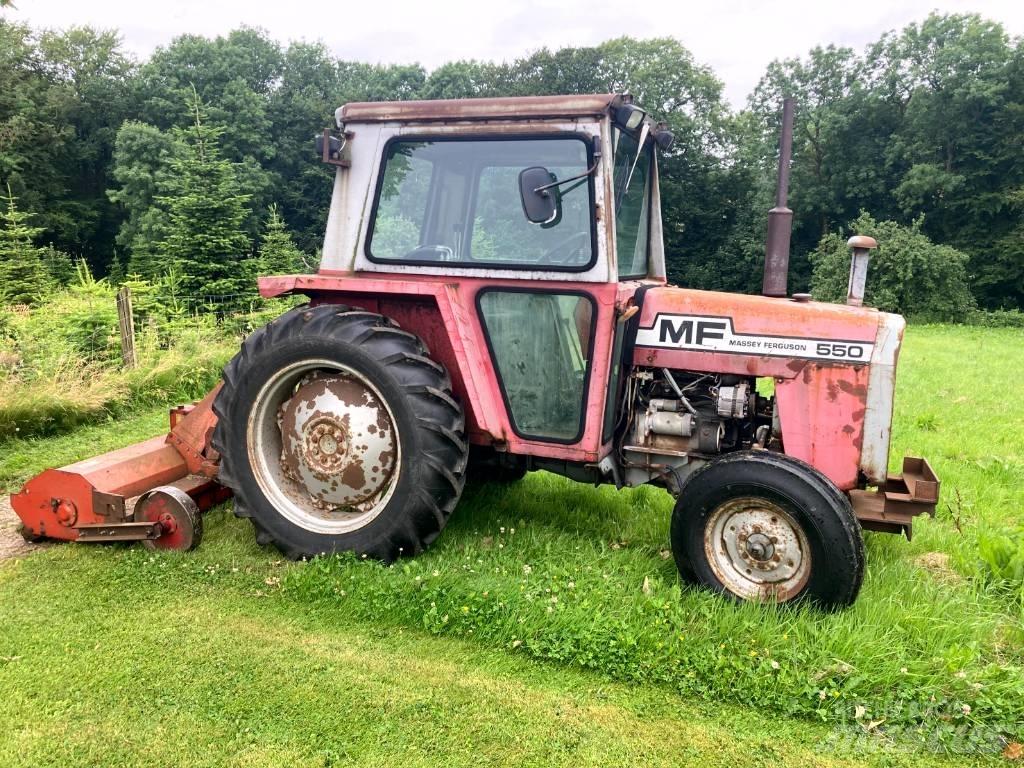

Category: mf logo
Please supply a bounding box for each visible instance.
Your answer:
[658,318,727,346]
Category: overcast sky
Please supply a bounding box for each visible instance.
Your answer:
[7,0,1024,106]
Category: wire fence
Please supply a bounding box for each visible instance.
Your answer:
[0,287,303,376]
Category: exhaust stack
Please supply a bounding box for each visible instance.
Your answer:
[846,235,878,306]
[762,97,795,298]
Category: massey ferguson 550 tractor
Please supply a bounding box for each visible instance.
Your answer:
[13,94,939,608]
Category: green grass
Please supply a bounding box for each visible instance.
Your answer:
[1,324,1022,765]
[3,548,983,768]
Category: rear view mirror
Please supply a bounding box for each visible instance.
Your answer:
[519,167,559,224]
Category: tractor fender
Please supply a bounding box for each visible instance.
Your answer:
[258,273,511,447]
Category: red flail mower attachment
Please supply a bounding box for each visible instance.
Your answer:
[11,386,230,551]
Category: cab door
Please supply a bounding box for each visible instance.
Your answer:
[476,289,596,443]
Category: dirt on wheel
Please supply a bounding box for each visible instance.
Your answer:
[0,495,44,562]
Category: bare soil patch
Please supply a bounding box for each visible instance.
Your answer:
[0,494,42,562]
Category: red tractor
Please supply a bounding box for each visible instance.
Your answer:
[12,94,938,608]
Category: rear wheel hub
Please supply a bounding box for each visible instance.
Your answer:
[247,360,402,535]
[278,374,397,508]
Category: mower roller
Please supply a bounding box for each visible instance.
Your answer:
[12,93,939,608]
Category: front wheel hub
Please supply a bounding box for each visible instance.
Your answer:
[705,497,811,601]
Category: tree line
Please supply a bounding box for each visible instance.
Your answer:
[0,12,1021,315]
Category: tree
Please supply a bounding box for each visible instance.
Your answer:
[746,45,869,289]
[0,185,52,305]
[156,92,255,308]
[810,212,974,319]
[137,28,283,237]
[867,13,1020,308]
[37,26,136,270]
[265,41,340,253]
[259,204,310,275]
[0,21,74,246]
[421,61,506,99]
[107,120,183,277]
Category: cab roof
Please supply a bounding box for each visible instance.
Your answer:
[336,94,627,125]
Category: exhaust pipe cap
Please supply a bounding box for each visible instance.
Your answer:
[847,235,877,250]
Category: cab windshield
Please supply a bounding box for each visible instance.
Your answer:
[613,129,651,279]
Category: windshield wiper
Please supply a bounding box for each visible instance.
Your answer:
[621,122,650,201]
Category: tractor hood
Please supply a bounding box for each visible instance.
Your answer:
[631,286,904,489]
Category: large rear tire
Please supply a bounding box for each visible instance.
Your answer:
[670,451,865,609]
[212,304,467,561]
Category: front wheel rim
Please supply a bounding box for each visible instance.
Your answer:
[704,496,811,602]
[246,358,402,535]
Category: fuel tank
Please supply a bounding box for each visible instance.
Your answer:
[631,287,903,491]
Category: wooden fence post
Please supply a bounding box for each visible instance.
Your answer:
[116,285,136,369]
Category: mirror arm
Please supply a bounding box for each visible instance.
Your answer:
[532,160,599,195]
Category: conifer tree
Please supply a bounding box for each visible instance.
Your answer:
[156,91,255,310]
[0,185,52,305]
[41,243,76,286]
[107,251,126,286]
[260,204,309,275]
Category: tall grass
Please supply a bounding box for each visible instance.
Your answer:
[0,278,289,439]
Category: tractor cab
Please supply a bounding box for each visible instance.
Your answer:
[279,95,669,457]
[317,93,667,282]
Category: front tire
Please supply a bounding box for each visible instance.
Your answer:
[670,451,865,609]
[212,304,467,561]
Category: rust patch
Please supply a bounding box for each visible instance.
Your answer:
[827,381,840,402]
[341,461,366,491]
[329,377,374,408]
[339,94,617,123]
[837,380,868,399]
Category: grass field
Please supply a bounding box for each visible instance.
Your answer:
[1,324,1022,766]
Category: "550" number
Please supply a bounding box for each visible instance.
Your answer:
[816,342,866,359]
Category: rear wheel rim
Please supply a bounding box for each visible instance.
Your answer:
[704,496,811,602]
[246,358,401,535]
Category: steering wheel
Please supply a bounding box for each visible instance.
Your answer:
[541,231,589,265]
